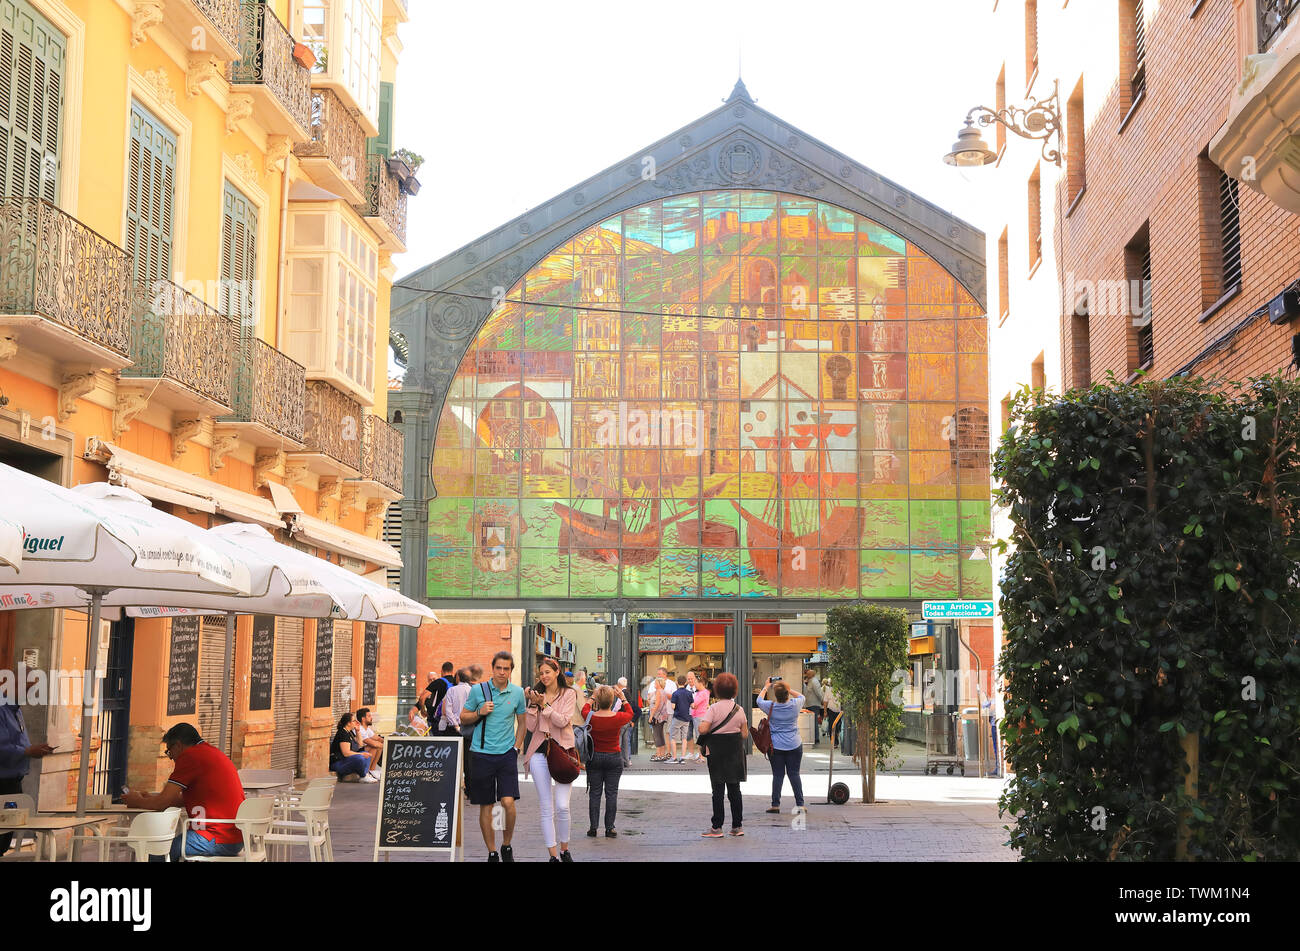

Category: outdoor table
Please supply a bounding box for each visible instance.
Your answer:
[0,815,113,861]
[243,780,292,797]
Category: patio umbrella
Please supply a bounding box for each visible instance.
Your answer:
[73,483,344,754]
[0,463,250,814]
[0,513,22,572]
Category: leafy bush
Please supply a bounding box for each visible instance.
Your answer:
[995,376,1300,860]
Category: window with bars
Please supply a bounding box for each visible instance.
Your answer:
[0,0,65,201]
[1259,0,1300,52]
[1131,0,1147,103]
[1220,170,1242,292]
[1126,225,1154,372]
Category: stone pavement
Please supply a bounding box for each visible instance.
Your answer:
[323,741,1016,862]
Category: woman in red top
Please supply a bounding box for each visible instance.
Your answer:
[581,685,634,838]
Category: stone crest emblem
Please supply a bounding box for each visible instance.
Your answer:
[717,137,762,184]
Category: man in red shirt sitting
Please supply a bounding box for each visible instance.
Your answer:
[123,722,246,861]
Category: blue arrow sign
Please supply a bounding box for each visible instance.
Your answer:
[922,600,995,620]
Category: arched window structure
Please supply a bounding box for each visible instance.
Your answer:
[426,191,991,601]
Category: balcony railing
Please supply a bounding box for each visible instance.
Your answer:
[360,413,403,493]
[0,198,131,359]
[296,89,367,191]
[357,153,407,249]
[1260,0,1300,51]
[122,282,237,410]
[191,0,242,52]
[302,381,363,471]
[223,336,305,442]
[229,0,311,134]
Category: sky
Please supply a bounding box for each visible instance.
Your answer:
[390,0,1002,280]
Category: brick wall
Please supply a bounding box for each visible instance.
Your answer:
[417,621,514,683]
[1051,0,1300,388]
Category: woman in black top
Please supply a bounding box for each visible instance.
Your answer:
[330,713,374,783]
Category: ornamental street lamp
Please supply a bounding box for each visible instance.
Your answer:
[944,78,1064,168]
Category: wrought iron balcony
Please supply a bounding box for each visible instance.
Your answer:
[1260,1,1299,52]
[295,89,367,203]
[228,0,312,140]
[153,0,241,59]
[297,381,363,475]
[356,153,407,252]
[357,413,403,495]
[0,198,131,368]
[222,336,305,445]
[121,282,237,414]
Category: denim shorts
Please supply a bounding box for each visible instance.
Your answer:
[469,749,520,805]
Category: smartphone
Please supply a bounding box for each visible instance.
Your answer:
[533,681,546,694]
[770,676,783,683]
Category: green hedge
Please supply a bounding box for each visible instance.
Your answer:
[995,376,1300,860]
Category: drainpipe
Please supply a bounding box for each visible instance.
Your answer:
[275,0,297,351]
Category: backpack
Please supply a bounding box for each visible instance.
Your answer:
[572,705,595,764]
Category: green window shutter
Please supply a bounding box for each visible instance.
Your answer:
[368,80,392,158]
[0,0,66,200]
[126,102,176,288]
[220,181,258,334]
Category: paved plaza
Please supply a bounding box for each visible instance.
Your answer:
[329,741,1015,862]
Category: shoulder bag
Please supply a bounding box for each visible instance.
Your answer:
[539,691,581,783]
[752,699,775,756]
[696,702,738,757]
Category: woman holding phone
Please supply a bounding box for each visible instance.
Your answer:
[521,657,577,862]
[757,675,805,814]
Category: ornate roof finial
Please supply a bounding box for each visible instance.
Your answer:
[727,77,754,104]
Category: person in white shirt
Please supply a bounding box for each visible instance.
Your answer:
[355,708,384,779]
[441,668,471,732]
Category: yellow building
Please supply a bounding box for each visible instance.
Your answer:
[0,0,418,805]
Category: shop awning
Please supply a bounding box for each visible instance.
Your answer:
[289,512,402,570]
[84,438,283,528]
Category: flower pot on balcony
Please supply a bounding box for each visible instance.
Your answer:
[293,43,317,70]
[387,156,414,185]
[401,176,422,197]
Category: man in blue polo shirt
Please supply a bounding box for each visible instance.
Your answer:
[460,650,528,863]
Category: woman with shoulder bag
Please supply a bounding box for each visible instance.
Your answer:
[581,684,634,838]
[696,672,750,838]
[757,676,806,814]
[522,657,578,862]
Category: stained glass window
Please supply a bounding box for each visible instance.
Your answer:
[427,192,989,601]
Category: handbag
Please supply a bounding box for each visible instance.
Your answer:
[696,702,738,757]
[752,701,775,756]
[542,737,580,784]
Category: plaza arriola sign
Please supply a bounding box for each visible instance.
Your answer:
[922,601,995,620]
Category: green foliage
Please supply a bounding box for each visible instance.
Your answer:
[827,604,911,797]
[995,375,1300,861]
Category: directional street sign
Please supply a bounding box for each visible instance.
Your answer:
[922,600,995,620]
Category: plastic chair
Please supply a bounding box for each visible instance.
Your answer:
[72,807,183,862]
[0,794,38,860]
[265,784,334,861]
[181,798,275,862]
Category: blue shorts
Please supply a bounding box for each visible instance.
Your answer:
[469,749,519,805]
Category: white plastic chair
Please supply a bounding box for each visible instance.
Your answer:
[265,784,334,861]
[274,776,334,817]
[181,798,275,862]
[72,807,183,862]
[0,794,38,860]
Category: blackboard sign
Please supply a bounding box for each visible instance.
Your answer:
[313,618,332,709]
[362,622,378,706]
[166,616,200,716]
[374,736,463,859]
[249,615,275,712]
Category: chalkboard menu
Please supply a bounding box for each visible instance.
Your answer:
[313,618,332,710]
[373,736,462,858]
[166,616,201,716]
[249,615,275,712]
[362,623,378,706]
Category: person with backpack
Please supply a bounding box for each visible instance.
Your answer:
[581,684,634,838]
[521,656,578,862]
[756,676,806,815]
[418,662,458,737]
[696,672,749,837]
[460,652,530,863]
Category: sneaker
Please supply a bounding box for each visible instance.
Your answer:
[766,806,781,814]
[549,855,560,863]
[729,827,745,837]
[701,828,724,838]
[488,851,500,863]
[361,774,378,783]
[368,769,382,779]
[605,828,618,838]
[560,850,574,862]
[675,757,686,764]
[586,828,598,838]
[500,844,514,863]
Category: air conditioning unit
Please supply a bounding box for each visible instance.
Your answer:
[1268,287,1300,324]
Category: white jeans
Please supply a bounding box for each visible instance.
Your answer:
[529,752,573,849]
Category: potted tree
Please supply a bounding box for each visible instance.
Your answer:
[388,148,424,195]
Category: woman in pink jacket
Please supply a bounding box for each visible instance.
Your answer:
[522,657,577,862]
